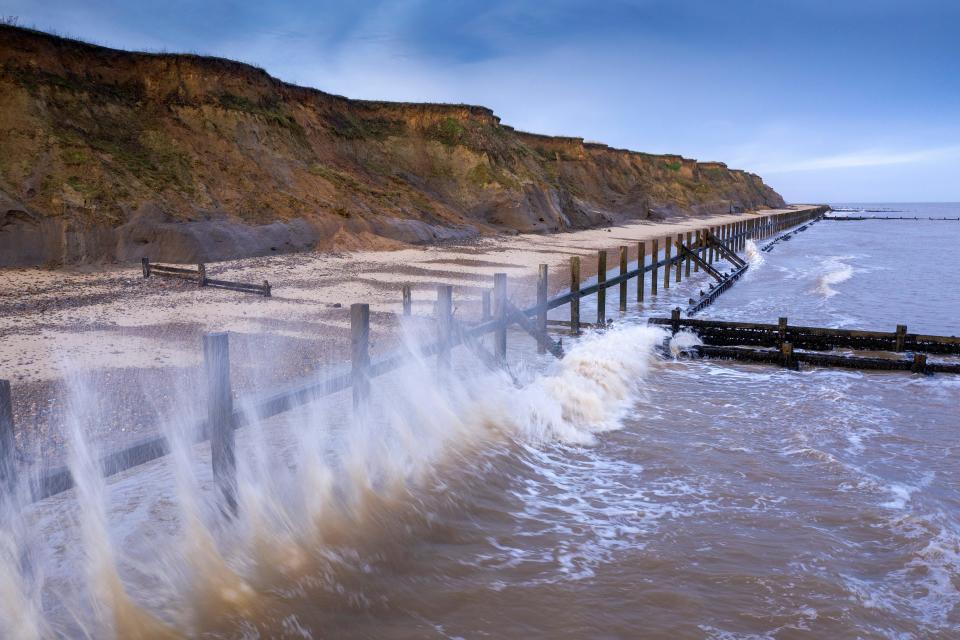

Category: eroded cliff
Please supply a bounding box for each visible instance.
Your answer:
[0,25,785,265]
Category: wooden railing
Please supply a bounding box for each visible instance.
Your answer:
[142,258,272,297]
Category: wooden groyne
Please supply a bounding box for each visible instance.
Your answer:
[825,216,959,221]
[1,207,822,509]
[142,258,272,297]
[651,313,960,374]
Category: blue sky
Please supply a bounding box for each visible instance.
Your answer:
[3,0,959,202]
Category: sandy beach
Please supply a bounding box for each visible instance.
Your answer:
[0,206,816,460]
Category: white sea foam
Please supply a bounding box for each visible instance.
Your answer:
[815,257,854,298]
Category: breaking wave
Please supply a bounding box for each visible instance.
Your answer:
[815,257,854,298]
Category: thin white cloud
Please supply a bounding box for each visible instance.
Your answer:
[759,146,960,173]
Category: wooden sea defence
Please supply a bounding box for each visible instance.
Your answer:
[1,207,824,511]
[651,313,960,374]
[142,258,271,297]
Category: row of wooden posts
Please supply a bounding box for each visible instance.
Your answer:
[1,209,821,509]
[653,312,960,374]
[141,258,272,297]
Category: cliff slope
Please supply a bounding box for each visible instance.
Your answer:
[0,25,785,266]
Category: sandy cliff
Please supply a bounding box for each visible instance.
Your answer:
[0,25,785,266]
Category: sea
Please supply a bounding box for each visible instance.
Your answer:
[2,203,958,638]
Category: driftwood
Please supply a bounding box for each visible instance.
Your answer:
[142,258,271,297]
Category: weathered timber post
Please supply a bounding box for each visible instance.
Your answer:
[637,241,646,303]
[675,234,683,283]
[0,380,16,495]
[693,230,701,273]
[781,342,795,369]
[570,257,581,335]
[663,236,672,289]
[708,227,715,264]
[671,307,681,334]
[619,246,628,312]
[198,263,207,287]
[203,332,236,516]
[895,324,907,352]
[351,304,371,408]
[778,317,788,347]
[597,250,607,325]
[685,231,692,277]
[494,273,508,361]
[262,280,271,298]
[651,239,659,295]
[912,353,927,374]
[537,264,548,354]
[141,257,151,278]
[437,285,453,368]
[481,290,491,321]
[402,285,412,316]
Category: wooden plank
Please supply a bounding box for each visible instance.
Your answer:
[637,241,645,303]
[351,304,371,408]
[402,285,412,316]
[494,273,508,361]
[570,257,581,335]
[651,238,659,295]
[597,250,607,325]
[619,246,628,312]
[437,285,453,368]
[0,380,15,495]
[203,332,237,516]
[537,265,548,355]
[663,236,671,289]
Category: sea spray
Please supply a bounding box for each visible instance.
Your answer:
[745,239,765,267]
[7,320,667,636]
[815,257,854,298]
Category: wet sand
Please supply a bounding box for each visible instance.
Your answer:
[0,206,816,461]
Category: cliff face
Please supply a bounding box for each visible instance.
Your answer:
[0,25,785,266]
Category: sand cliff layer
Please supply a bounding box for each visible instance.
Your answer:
[0,25,785,266]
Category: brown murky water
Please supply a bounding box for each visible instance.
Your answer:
[3,204,959,638]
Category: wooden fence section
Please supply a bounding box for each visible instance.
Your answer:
[651,312,960,374]
[142,258,271,297]
[826,216,960,221]
[648,315,960,355]
[2,208,822,508]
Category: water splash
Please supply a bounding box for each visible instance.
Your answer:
[0,322,667,637]
[815,257,854,298]
[744,239,765,267]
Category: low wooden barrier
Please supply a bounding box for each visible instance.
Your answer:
[1,208,822,510]
[648,315,960,355]
[826,216,959,221]
[651,312,960,374]
[142,258,271,297]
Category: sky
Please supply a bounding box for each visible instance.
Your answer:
[2,0,959,203]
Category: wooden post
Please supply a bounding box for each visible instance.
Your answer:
[663,236,671,289]
[141,257,151,278]
[675,234,683,283]
[0,380,16,495]
[402,285,412,316]
[537,264,548,354]
[570,257,581,335]
[685,231,692,277]
[778,317,788,347]
[912,353,927,374]
[619,246,628,312]
[651,239,659,295]
[781,342,795,369]
[351,304,371,408]
[203,332,236,516]
[481,290,491,321]
[671,307,681,334]
[693,230,701,273]
[597,250,607,325]
[198,263,207,287]
[494,273,508,361]
[637,241,645,303]
[437,285,453,368]
[262,280,271,298]
[895,324,907,352]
